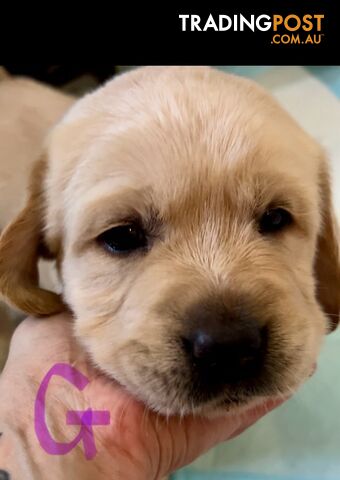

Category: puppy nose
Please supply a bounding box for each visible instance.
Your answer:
[182,320,265,384]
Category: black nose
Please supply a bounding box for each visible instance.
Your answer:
[182,311,266,386]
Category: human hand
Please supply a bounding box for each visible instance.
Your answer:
[0,314,286,479]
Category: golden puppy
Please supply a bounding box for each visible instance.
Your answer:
[0,66,339,416]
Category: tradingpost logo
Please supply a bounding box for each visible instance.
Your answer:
[179,14,325,45]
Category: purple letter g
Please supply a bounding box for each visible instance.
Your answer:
[34,363,110,460]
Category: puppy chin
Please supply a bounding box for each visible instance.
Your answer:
[140,360,318,418]
[148,393,282,419]
[201,396,277,420]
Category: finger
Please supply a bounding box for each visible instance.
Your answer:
[195,396,288,446]
[1,316,78,384]
[227,396,288,440]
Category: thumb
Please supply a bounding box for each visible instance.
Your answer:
[163,396,286,474]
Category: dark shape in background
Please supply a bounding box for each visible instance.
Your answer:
[2,64,117,87]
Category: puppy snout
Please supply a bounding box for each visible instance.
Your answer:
[181,299,267,391]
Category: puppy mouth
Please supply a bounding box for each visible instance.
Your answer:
[111,353,311,416]
[108,326,316,415]
[127,351,315,416]
[120,363,282,416]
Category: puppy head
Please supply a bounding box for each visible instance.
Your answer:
[1,67,339,414]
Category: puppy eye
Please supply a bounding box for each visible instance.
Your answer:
[259,208,293,234]
[97,224,147,254]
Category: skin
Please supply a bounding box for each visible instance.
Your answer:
[0,314,285,479]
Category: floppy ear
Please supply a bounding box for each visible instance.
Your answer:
[314,165,340,332]
[0,156,64,316]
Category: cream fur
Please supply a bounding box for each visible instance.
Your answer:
[0,67,339,415]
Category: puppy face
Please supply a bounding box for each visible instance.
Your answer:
[1,67,339,415]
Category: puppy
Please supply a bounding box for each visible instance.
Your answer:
[0,66,339,417]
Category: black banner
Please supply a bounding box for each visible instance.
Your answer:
[1,1,338,65]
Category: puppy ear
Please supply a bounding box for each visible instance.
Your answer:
[314,165,340,332]
[0,156,64,316]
